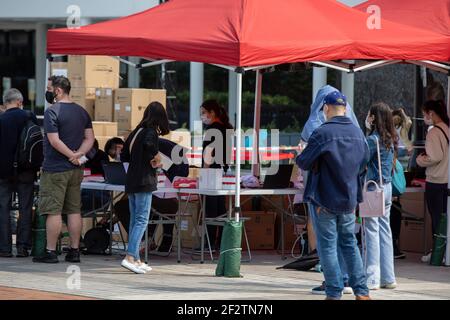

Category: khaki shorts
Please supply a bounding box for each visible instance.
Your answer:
[38,169,83,215]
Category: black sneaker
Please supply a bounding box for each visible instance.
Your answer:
[16,247,29,258]
[65,248,81,263]
[394,247,406,259]
[33,250,59,263]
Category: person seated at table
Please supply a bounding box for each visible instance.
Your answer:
[392,107,413,158]
[85,139,110,175]
[200,100,233,252]
[105,137,124,162]
[115,137,189,253]
[81,139,110,214]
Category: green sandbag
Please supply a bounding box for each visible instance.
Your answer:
[430,213,447,266]
[215,220,243,278]
[31,210,47,257]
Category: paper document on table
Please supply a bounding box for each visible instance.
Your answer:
[159,152,173,171]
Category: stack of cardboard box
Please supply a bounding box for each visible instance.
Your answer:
[114,88,166,136]
[399,191,433,253]
[68,55,120,120]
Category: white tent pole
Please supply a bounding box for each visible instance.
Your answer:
[44,56,50,110]
[252,69,263,177]
[235,69,243,222]
[446,74,450,266]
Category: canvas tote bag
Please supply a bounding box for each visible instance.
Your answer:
[359,136,385,218]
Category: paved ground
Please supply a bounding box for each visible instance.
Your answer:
[0,250,449,300]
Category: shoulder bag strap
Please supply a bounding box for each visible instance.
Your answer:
[130,128,144,154]
[434,125,449,145]
[374,136,383,186]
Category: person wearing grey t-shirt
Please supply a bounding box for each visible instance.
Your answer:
[33,76,94,264]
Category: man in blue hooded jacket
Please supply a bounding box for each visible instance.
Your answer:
[297,91,370,300]
[300,85,360,295]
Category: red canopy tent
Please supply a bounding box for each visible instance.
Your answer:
[47,0,450,263]
[356,0,450,36]
[47,0,450,66]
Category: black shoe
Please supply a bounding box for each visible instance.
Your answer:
[0,251,13,258]
[65,248,81,263]
[394,249,406,259]
[33,250,59,263]
[16,247,29,258]
[393,244,406,259]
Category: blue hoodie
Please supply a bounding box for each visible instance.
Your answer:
[301,85,360,142]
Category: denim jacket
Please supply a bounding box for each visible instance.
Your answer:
[366,133,394,184]
[296,116,370,214]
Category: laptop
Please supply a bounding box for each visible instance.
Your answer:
[102,162,127,185]
[262,164,294,189]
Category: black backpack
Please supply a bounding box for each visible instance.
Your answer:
[14,112,43,172]
[82,226,110,255]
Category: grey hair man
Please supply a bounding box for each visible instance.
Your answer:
[0,89,38,258]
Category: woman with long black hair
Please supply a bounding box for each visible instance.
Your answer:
[199,100,233,252]
[120,101,170,273]
[363,102,398,290]
[417,100,449,262]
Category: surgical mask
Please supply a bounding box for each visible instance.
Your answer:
[45,91,55,104]
[365,116,373,130]
[201,115,213,125]
[424,114,433,126]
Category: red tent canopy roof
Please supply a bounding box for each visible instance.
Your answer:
[356,0,450,36]
[47,0,450,67]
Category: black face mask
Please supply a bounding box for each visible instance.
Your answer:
[45,91,55,104]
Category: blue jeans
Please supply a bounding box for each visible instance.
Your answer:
[311,204,369,298]
[308,203,349,284]
[362,183,396,287]
[127,192,153,260]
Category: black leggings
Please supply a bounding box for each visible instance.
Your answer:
[425,182,448,237]
[204,195,226,249]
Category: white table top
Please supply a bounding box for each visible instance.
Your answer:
[80,181,302,196]
[176,187,302,196]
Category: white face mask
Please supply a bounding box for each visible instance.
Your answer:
[365,115,373,130]
[201,115,213,125]
[424,114,433,126]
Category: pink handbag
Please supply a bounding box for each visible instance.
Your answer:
[359,137,385,218]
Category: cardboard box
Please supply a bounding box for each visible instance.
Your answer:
[199,168,223,190]
[242,211,276,250]
[400,213,433,254]
[189,167,201,179]
[68,55,120,89]
[114,88,166,133]
[92,121,118,137]
[50,62,68,77]
[163,130,192,149]
[95,88,114,121]
[173,201,201,249]
[70,87,96,119]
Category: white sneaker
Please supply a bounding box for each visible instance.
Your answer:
[421,253,432,263]
[139,263,153,272]
[381,282,397,289]
[121,259,146,274]
[367,283,380,290]
[343,286,354,295]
